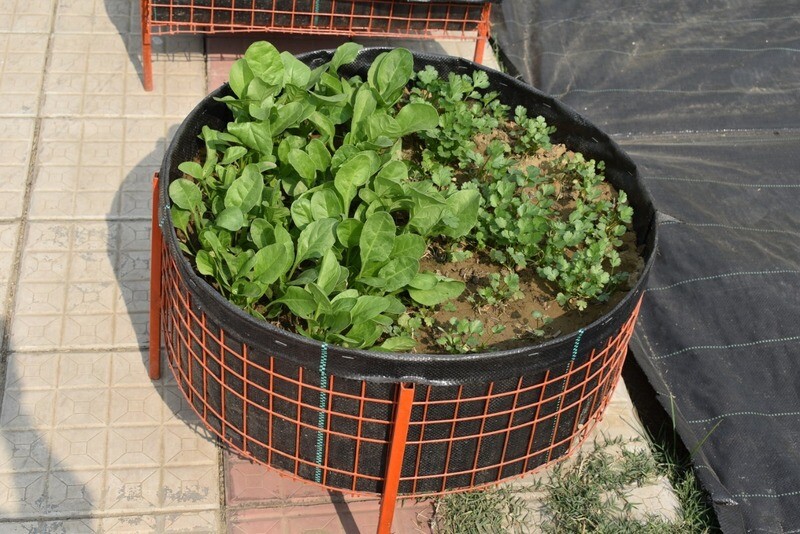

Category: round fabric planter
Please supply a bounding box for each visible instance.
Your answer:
[157,49,658,495]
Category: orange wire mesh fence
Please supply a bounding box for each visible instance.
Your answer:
[140,0,494,89]
[160,232,640,495]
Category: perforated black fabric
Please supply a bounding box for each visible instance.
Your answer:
[491,2,800,531]
[159,49,656,385]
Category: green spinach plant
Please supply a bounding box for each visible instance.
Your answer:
[169,40,636,353]
[169,42,477,351]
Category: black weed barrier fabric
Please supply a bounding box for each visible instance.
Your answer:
[493,1,800,532]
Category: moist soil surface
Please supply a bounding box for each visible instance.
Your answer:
[412,229,643,354]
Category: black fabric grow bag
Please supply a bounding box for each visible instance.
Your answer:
[157,48,658,493]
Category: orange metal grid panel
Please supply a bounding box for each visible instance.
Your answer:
[158,227,640,497]
[139,0,492,89]
[147,0,488,37]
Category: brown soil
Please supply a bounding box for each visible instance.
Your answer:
[412,229,643,354]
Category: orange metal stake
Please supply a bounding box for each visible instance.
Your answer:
[377,382,416,534]
[141,0,154,91]
[472,3,492,65]
[149,174,163,379]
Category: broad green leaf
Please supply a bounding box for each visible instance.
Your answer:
[373,160,407,197]
[215,206,245,231]
[377,337,416,352]
[330,144,360,171]
[364,111,402,141]
[359,211,395,272]
[169,178,203,212]
[306,139,331,171]
[358,276,386,289]
[306,282,332,316]
[367,48,413,106]
[170,206,190,234]
[290,195,314,229]
[310,188,343,220]
[294,218,338,268]
[409,202,444,236]
[232,280,263,299]
[250,243,292,286]
[273,101,315,136]
[280,51,311,87]
[391,233,426,259]
[225,164,264,214]
[332,288,359,306]
[349,295,390,324]
[331,42,363,73]
[178,161,203,180]
[351,84,377,140]
[316,249,339,296]
[346,321,383,349]
[409,271,437,290]
[272,286,315,319]
[334,150,380,214]
[319,71,343,93]
[308,111,336,144]
[395,102,439,135]
[244,41,284,87]
[227,121,272,157]
[220,146,248,165]
[273,224,294,258]
[336,218,363,248]
[196,250,215,277]
[288,148,317,185]
[325,311,352,334]
[309,91,348,104]
[407,183,446,236]
[278,135,306,164]
[378,257,419,292]
[228,58,254,98]
[408,279,465,306]
[441,189,480,238]
[385,296,406,315]
[250,218,273,248]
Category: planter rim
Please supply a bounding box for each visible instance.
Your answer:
[159,47,658,385]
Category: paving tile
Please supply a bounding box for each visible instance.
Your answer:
[227,499,433,534]
[163,419,219,465]
[0,522,39,533]
[99,514,158,532]
[161,464,220,508]
[0,119,34,218]
[30,119,168,219]
[10,220,153,351]
[107,425,163,467]
[225,452,330,507]
[162,509,219,532]
[0,388,56,430]
[104,466,162,512]
[53,387,110,428]
[98,510,219,533]
[49,427,108,470]
[0,471,48,517]
[3,352,59,391]
[43,468,105,515]
[108,382,167,426]
[0,429,51,473]
[0,0,55,33]
[38,519,102,533]
[0,34,49,116]
[53,0,133,35]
